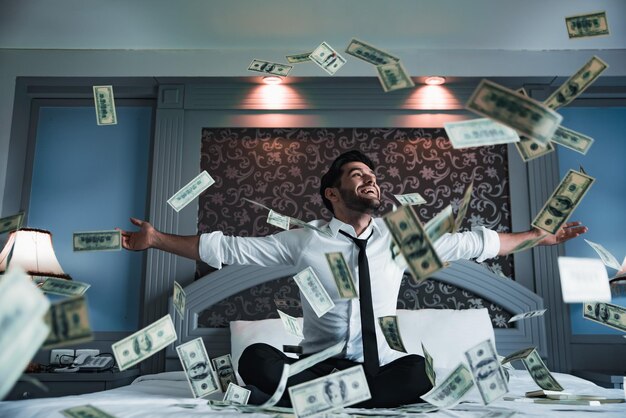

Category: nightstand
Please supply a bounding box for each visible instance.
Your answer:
[572,370,625,389]
[6,369,140,401]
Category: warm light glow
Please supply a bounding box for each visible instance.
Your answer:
[425,76,446,86]
[263,76,283,85]
[407,85,459,110]
[251,84,305,110]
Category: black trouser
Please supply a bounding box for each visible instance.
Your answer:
[238,343,433,408]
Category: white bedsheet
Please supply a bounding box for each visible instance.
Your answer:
[0,370,624,417]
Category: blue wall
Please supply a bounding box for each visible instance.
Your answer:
[29,105,152,332]
[557,107,626,335]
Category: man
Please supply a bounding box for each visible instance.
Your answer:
[120,150,586,407]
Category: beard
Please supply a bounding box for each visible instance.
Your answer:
[338,187,381,214]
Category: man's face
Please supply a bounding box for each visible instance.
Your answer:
[333,162,381,214]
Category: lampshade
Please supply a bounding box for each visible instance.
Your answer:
[0,228,71,280]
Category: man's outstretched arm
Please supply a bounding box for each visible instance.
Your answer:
[497,220,588,256]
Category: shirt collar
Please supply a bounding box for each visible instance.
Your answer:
[328,216,381,240]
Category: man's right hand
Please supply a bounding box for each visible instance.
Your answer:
[118,218,156,251]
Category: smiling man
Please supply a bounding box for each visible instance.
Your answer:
[120,150,587,407]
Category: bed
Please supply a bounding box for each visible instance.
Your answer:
[1,260,624,417]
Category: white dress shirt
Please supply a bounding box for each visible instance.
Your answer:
[199,217,500,366]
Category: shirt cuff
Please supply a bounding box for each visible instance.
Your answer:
[473,226,500,262]
[199,231,224,269]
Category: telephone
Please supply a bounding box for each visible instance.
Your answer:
[54,354,113,372]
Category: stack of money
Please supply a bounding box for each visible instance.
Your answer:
[0,212,24,235]
[73,230,121,252]
[176,338,220,398]
[93,86,117,126]
[43,296,93,348]
[565,11,609,39]
[293,266,335,317]
[212,354,238,392]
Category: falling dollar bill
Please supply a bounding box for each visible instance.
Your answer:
[513,88,555,162]
[565,11,609,39]
[277,309,304,338]
[325,252,358,299]
[289,341,345,377]
[543,56,608,110]
[93,85,117,126]
[242,198,332,237]
[176,337,220,398]
[584,239,622,270]
[73,230,121,252]
[531,169,594,235]
[422,343,436,386]
[345,38,400,66]
[223,382,251,405]
[508,309,547,323]
[444,118,520,149]
[61,405,117,418]
[248,59,293,77]
[173,281,186,319]
[167,171,215,212]
[500,346,537,365]
[455,182,474,232]
[583,302,626,333]
[212,354,238,392]
[394,193,426,206]
[0,212,24,235]
[558,257,611,303]
[40,277,91,297]
[425,205,455,242]
[465,339,509,404]
[376,62,415,92]
[378,315,407,353]
[267,210,290,230]
[310,42,346,75]
[293,266,335,317]
[510,234,545,254]
[112,314,177,371]
[286,52,313,63]
[384,205,443,284]
[551,126,594,155]
[522,349,564,391]
[421,363,475,408]
[289,365,371,417]
[466,79,563,145]
[43,296,93,348]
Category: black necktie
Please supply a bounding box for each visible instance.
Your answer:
[339,229,379,376]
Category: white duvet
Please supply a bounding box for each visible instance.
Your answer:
[0,370,624,417]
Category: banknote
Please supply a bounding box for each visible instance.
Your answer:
[173,281,186,319]
[248,59,293,77]
[565,11,609,39]
[289,341,345,377]
[73,230,121,252]
[289,365,371,417]
[521,349,564,391]
[212,353,238,392]
[466,79,563,145]
[224,382,251,405]
[376,62,415,92]
[0,212,24,235]
[510,234,544,254]
[293,266,335,317]
[612,256,626,280]
[325,252,358,299]
[422,343,436,386]
[421,363,475,408]
[277,309,304,338]
[93,85,117,126]
[583,302,626,333]
[345,38,400,66]
[378,315,407,353]
[444,118,520,149]
[531,169,594,235]
[61,405,116,418]
[286,52,313,63]
[112,314,177,371]
[425,205,455,242]
[40,277,91,297]
[310,42,346,75]
[508,309,547,323]
[455,182,474,231]
[384,205,443,284]
[551,126,594,155]
[176,337,219,398]
[394,193,426,206]
[513,88,555,162]
[543,56,608,110]
[43,296,93,348]
[267,210,290,230]
[464,339,509,404]
[584,239,622,270]
[167,171,215,212]
[243,198,331,237]
[558,257,611,303]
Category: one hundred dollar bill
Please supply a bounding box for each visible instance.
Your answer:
[224,382,251,405]
[310,42,346,75]
[167,171,215,212]
[422,343,436,386]
[378,316,406,353]
[325,252,358,299]
[464,339,509,404]
[531,169,594,235]
[286,52,313,63]
[61,405,116,418]
[583,302,626,333]
[293,266,335,317]
[289,340,345,377]
[455,182,473,232]
[212,354,238,392]
[112,314,177,371]
[558,257,611,303]
[425,205,455,243]
[466,79,563,145]
[267,210,290,230]
[43,296,93,348]
[289,365,371,417]
[543,56,608,110]
[514,87,554,162]
[40,277,91,297]
[173,281,186,318]
[394,193,426,206]
[73,230,121,252]
[176,337,219,398]
[584,239,622,270]
[500,346,536,365]
[384,205,443,284]
[376,62,414,92]
[551,126,594,155]
[248,59,293,77]
[421,363,475,408]
[0,212,24,235]
[510,234,545,254]
[508,309,547,323]
[93,86,117,126]
[522,349,564,391]
[345,38,400,66]
[444,118,521,149]
[565,11,609,39]
[277,309,304,338]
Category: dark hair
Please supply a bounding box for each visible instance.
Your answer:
[319,150,376,214]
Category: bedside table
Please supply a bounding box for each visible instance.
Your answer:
[572,370,625,389]
[7,369,140,401]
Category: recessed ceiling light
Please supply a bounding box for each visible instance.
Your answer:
[263,76,283,85]
[424,76,446,86]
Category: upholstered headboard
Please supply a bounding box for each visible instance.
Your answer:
[164,259,547,371]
